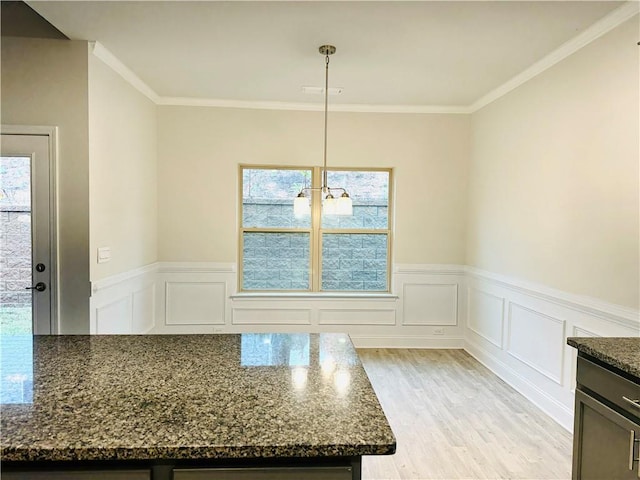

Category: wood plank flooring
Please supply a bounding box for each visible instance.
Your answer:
[358,349,572,480]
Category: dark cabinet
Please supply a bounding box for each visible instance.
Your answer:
[573,356,640,480]
[173,466,354,479]
[1,471,150,480]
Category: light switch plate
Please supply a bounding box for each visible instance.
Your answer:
[97,247,111,264]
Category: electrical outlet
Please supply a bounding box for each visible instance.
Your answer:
[434,328,445,335]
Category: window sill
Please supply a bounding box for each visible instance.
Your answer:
[230,292,398,300]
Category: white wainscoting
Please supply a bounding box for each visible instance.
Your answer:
[507,302,566,385]
[233,307,312,325]
[90,264,157,334]
[165,281,226,326]
[464,267,640,431]
[467,287,505,348]
[146,262,467,348]
[401,283,458,326]
[155,263,235,334]
[90,261,639,431]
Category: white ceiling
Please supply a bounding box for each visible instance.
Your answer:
[28,1,628,109]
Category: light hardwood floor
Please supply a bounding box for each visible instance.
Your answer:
[358,349,572,480]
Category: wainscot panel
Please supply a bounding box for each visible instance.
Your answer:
[96,297,130,334]
[232,308,312,325]
[466,287,505,348]
[401,283,458,326]
[150,263,466,347]
[165,282,226,325]
[507,302,565,385]
[155,263,235,332]
[569,326,601,394]
[318,308,396,325]
[132,285,155,333]
[90,264,157,334]
[464,267,640,431]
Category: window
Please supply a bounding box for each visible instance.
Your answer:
[239,166,392,293]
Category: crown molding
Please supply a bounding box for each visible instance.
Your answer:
[469,1,640,113]
[91,2,638,115]
[90,41,160,103]
[158,96,471,114]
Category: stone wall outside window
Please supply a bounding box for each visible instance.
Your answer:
[242,200,388,291]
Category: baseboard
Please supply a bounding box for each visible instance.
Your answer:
[464,338,574,432]
[352,335,464,349]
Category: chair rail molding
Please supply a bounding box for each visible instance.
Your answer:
[465,266,639,329]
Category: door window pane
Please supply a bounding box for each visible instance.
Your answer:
[243,168,312,228]
[321,233,388,291]
[0,157,32,336]
[242,232,310,290]
[322,170,389,229]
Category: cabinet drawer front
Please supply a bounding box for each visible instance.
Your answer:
[174,466,353,480]
[577,357,640,418]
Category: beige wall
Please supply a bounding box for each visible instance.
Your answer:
[467,17,640,309]
[157,107,470,265]
[89,53,158,281]
[1,37,91,333]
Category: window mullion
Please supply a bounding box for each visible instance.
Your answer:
[311,166,322,292]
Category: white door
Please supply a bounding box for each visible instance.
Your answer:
[1,131,55,335]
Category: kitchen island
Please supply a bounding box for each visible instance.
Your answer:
[0,333,395,479]
[568,337,640,480]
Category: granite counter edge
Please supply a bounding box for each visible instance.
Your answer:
[567,337,640,379]
[0,442,397,463]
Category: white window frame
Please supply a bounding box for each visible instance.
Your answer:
[238,165,393,293]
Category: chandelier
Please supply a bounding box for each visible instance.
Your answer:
[293,45,353,216]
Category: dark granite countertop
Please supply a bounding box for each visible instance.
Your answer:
[0,333,396,462]
[567,337,640,379]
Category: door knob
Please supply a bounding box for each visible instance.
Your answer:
[26,282,46,292]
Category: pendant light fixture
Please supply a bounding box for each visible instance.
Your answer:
[294,45,353,217]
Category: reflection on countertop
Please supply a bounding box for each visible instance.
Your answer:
[240,333,310,366]
[0,334,33,404]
